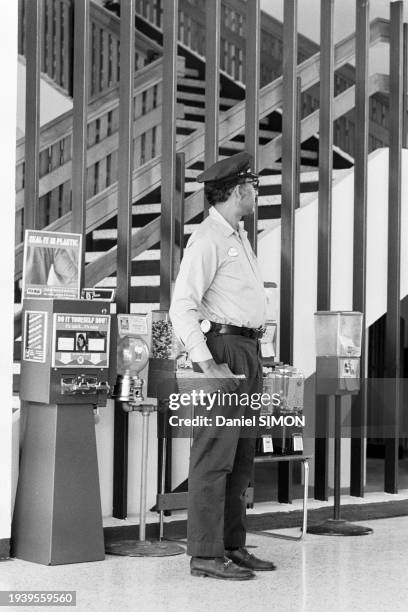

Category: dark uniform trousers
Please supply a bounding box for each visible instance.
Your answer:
[187,333,262,557]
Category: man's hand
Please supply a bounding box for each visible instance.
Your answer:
[197,359,243,393]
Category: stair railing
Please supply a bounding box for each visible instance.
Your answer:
[18,0,162,98]
[14,19,390,339]
[135,0,392,159]
[15,55,185,279]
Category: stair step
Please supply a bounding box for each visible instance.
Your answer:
[177,119,204,131]
[85,286,161,304]
[85,249,160,264]
[183,218,276,235]
[177,77,206,89]
[231,128,281,140]
[177,91,238,107]
[299,149,318,161]
[96,276,160,287]
[129,203,161,215]
[219,140,246,152]
[185,67,201,79]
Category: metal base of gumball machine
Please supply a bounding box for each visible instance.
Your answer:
[105,400,185,559]
[105,539,185,557]
[307,518,373,536]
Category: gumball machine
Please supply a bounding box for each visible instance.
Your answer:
[106,314,184,558]
[309,311,372,537]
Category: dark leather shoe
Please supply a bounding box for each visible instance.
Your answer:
[190,556,255,580]
[225,547,277,571]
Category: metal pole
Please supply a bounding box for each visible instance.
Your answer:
[113,0,135,519]
[315,0,335,502]
[244,0,260,250]
[277,0,298,504]
[334,396,342,520]
[403,23,408,149]
[24,0,42,231]
[302,461,309,536]
[173,153,185,278]
[159,435,167,542]
[204,0,220,215]
[280,0,297,366]
[71,0,89,285]
[295,76,301,210]
[159,0,178,310]
[384,1,403,494]
[350,0,370,498]
[308,393,372,536]
[138,410,150,542]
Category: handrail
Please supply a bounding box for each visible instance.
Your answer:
[15,57,166,164]
[15,17,387,257]
[14,55,185,264]
[17,0,162,98]
[13,19,390,339]
[133,1,391,158]
[83,72,388,288]
[13,70,389,339]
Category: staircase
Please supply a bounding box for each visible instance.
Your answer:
[14,0,392,323]
[88,58,350,312]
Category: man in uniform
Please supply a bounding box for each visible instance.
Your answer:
[170,151,276,580]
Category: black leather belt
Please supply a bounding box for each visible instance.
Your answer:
[204,321,264,340]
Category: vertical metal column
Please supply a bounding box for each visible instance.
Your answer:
[159,0,178,310]
[174,153,185,275]
[244,0,260,251]
[113,0,135,519]
[24,0,42,231]
[71,0,89,286]
[295,76,301,210]
[278,0,298,504]
[333,396,342,520]
[350,0,369,498]
[157,0,179,516]
[280,0,297,366]
[384,1,403,494]
[315,0,334,501]
[204,0,220,215]
[403,24,408,149]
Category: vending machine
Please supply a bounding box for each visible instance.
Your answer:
[12,298,111,565]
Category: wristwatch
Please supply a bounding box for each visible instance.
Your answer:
[200,319,212,333]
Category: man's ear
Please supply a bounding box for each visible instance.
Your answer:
[234,184,242,199]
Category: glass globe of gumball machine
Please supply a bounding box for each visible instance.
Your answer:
[112,336,150,408]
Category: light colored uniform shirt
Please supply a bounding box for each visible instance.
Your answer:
[169,206,267,362]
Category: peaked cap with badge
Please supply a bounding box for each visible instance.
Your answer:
[196,151,258,188]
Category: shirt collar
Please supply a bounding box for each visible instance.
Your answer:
[209,206,247,238]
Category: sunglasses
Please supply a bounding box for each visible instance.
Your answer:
[240,177,259,190]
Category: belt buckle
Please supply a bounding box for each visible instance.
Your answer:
[257,326,266,339]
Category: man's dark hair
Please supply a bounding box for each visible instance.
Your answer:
[204,181,237,207]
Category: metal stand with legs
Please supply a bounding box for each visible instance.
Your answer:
[106,404,184,557]
[250,455,310,541]
[308,396,373,536]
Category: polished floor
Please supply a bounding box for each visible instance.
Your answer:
[1,516,408,612]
